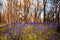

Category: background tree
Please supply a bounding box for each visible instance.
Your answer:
[43,0,47,22]
[23,0,30,22]
[0,13,1,22]
[53,0,59,23]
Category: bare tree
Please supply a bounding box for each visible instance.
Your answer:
[54,0,59,23]
[57,1,60,23]
[43,0,47,22]
[24,0,30,22]
[0,13,1,22]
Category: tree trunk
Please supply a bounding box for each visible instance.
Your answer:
[0,13,1,22]
[52,7,54,22]
[44,5,46,22]
[24,0,29,22]
[57,6,60,23]
[54,0,59,23]
[43,0,46,22]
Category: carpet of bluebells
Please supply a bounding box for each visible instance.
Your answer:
[0,22,60,40]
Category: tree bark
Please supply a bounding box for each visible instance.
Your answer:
[24,0,29,22]
[0,13,1,22]
[43,0,47,22]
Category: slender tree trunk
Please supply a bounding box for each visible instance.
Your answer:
[24,0,29,22]
[52,7,54,22]
[54,0,59,23]
[43,0,47,22]
[44,5,46,22]
[0,13,1,22]
[35,0,38,19]
[9,1,12,23]
[57,6,60,23]
[58,5,60,23]
[47,13,49,22]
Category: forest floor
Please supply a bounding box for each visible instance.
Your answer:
[0,22,60,40]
